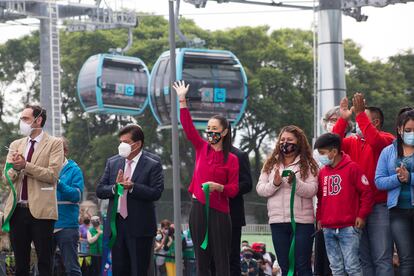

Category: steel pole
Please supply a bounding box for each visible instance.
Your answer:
[168,1,183,275]
[317,0,346,136]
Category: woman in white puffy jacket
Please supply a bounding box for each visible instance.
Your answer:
[257,125,319,276]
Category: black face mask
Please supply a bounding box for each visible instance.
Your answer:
[280,142,298,154]
[243,253,253,260]
[206,131,222,144]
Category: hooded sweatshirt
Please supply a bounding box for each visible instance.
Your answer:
[54,159,84,229]
[316,153,374,229]
[332,112,394,204]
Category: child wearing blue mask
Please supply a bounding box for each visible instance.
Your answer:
[376,107,414,276]
[315,133,374,276]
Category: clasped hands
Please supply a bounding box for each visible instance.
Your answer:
[396,164,410,183]
[11,152,26,171]
[339,92,366,120]
[116,169,133,190]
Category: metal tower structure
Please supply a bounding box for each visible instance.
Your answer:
[0,0,137,136]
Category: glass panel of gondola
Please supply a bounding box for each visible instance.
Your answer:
[101,57,148,112]
[77,55,100,110]
[182,52,245,124]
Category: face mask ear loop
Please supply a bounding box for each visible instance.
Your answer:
[30,109,43,129]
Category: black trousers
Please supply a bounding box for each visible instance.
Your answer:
[9,206,55,276]
[313,229,332,276]
[229,226,242,276]
[112,214,154,276]
[189,199,232,276]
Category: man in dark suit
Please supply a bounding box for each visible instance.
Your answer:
[96,124,164,276]
[229,146,253,276]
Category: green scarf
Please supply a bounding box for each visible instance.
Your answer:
[200,183,210,250]
[1,163,17,232]
[282,170,296,276]
[108,183,124,248]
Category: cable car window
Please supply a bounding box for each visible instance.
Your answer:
[182,55,245,122]
[78,56,99,108]
[101,59,148,110]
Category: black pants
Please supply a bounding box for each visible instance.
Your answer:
[90,256,102,276]
[313,230,332,276]
[189,199,232,276]
[230,226,242,276]
[112,214,154,276]
[9,206,55,276]
[390,208,414,276]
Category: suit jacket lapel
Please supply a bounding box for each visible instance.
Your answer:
[18,138,27,157]
[117,157,125,182]
[31,133,50,164]
[131,155,146,182]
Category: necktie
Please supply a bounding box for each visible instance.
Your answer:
[21,140,36,201]
[119,159,132,219]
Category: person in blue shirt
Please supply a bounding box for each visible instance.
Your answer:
[53,137,84,276]
[375,107,414,276]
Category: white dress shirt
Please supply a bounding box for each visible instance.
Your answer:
[19,131,44,202]
[117,150,142,213]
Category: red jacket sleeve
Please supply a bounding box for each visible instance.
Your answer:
[356,112,394,155]
[332,117,347,137]
[354,164,374,220]
[332,117,351,153]
[222,156,239,198]
[180,108,205,150]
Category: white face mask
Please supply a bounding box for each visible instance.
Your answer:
[118,142,132,158]
[19,120,33,136]
[19,110,43,137]
[118,141,139,158]
[326,122,334,133]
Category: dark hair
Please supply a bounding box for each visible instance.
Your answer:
[118,124,144,147]
[160,219,171,229]
[314,133,341,152]
[262,125,319,180]
[210,114,232,163]
[396,107,414,157]
[25,104,47,127]
[366,106,384,128]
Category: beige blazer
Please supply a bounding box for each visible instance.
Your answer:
[2,132,64,220]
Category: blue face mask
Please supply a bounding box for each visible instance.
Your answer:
[355,123,363,137]
[318,154,333,166]
[403,131,414,146]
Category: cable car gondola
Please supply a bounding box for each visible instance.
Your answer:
[77,53,149,115]
[149,48,248,129]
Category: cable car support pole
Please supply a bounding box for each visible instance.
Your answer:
[169,1,183,275]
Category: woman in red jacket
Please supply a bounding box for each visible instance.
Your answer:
[173,81,239,276]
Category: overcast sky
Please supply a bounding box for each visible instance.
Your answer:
[0,1,413,61]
